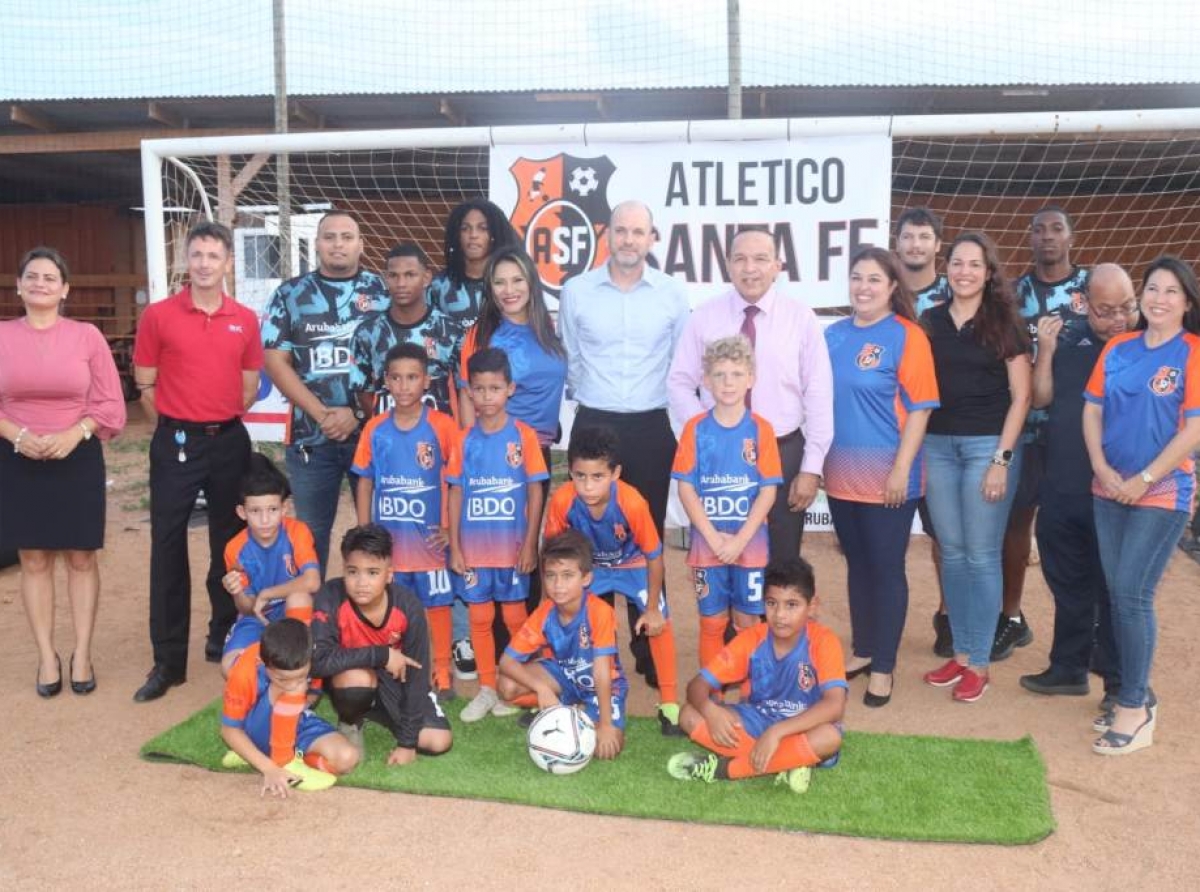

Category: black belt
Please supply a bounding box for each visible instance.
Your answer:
[776,428,803,444]
[576,406,668,421]
[158,415,240,437]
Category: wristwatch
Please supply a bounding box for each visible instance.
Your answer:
[1140,469,1155,485]
[990,449,1013,468]
[352,406,367,423]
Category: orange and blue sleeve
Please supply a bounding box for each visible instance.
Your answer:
[520,424,550,480]
[617,485,662,559]
[1184,335,1200,418]
[1085,334,1131,403]
[446,427,466,484]
[897,320,941,412]
[671,417,699,479]
[458,326,479,389]
[543,484,573,539]
[754,417,783,483]
[700,624,764,689]
[809,623,848,691]
[504,601,552,662]
[286,518,320,575]
[352,415,386,476]
[588,597,619,656]
[224,531,252,593]
[221,645,260,728]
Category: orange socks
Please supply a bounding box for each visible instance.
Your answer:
[689,720,819,779]
[500,601,528,638]
[468,601,498,688]
[269,690,308,766]
[699,615,729,669]
[649,620,680,704]
[286,604,313,624]
[508,691,539,709]
[427,605,453,690]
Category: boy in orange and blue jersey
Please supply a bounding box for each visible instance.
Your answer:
[221,618,359,796]
[220,454,320,678]
[499,531,627,759]
[668,557,847,790]
[447,347,548,722]
[672,335,782,670]
[353,342,459,699]
[544,424,682,735]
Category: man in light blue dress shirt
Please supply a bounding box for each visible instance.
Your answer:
[559,200,690,687]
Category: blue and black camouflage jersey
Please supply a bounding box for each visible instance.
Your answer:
[349,306,464,417]
[914,275,952,316]
[1016,266,1090,435]
[261,269,389,446]
[427,270,486,327]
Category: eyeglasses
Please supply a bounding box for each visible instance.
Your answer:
[1090,300,1139,320]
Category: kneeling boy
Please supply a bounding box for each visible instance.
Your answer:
[498,531,627,759]
[220,618,360,797]
[668,557,846,791]
[312,524,453,765]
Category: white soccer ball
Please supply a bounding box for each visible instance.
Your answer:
[526,705,596,775]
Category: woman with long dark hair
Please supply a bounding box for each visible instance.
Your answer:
[0,247,126,697]
[824,247,939,708]
[1083,255,1200,755]
[428,199,520,327]
[920,232,1031,703]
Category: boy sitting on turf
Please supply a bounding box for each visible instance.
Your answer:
[220,453,321,678]
[672,335,781,670]
[221,618,360,796]
[544,424,682,735]
[667,557,847,791]
[498,530,627,759]
[447,347,548,722]
[353,342,459,701]
[311,524,453,765]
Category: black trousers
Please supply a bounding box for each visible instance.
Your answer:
[575,407,677,680]
[769,428,807,561]
[148,419,250,675]
[1035,490,1119,687]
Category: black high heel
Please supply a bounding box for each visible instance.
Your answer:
[70,653,96,695]
[863,673,894,708]
[36,654,62,699]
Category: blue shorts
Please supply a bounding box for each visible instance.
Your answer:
[690,565,765,617]
[229,703,336,758]
[394,567,455,608]
[452,567,529,604]
[539,658,629,731]
[729,703,844,768]
[591,566,669,618]
[223,614,269,657]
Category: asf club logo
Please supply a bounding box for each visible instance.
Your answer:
[1149,365,1181,396]
[856,343,884,370]
[508,153,616,296]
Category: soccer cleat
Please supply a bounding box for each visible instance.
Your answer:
[460,686,499,723]
[775,765,812,794]
[282,756,337,791]
[337,721,364,759]
[990,613,1034,662]
[666,751,720,783]
[658,703,686,737]
[951,668,989,703]
[220,749,249,769]
[932,611,954,659]
[924,659,966,687]
[452,638,478,681]
[491,698,520,717]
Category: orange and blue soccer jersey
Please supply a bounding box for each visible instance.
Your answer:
[447,417,548,568]
[544,479,664,609]
[671,410,782,568]
[221,643,335,764]
[701,621,847,739]
[352,406,457,573]
[504,593,629,728]
[823,315,940,503]
[1085,330,1200,513]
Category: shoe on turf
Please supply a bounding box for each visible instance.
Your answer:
[951,667,989,703]
[658,703,686,737]
[282,756,337,791]
[924,659,966,687]
[337,722,364,759]
[220,749,249,770]
[775,765,812,794]
[461,686,499,723]
[491,698,520,717]
[1020,667,1089,696]
[452,638,478,681]
[932,612,953,659]
[666,751,720,783]
[990,613,1033,662]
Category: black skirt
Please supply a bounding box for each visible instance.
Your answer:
[0,436,106,551]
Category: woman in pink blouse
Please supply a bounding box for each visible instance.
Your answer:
[0,248,126,698]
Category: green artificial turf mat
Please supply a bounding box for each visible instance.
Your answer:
[143,700,1053,845]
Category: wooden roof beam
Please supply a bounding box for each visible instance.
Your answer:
[439,98,465,126]
[291,101,324,129]
[147,101,187,129]
[10,104,57,132]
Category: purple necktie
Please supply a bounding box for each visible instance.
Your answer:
[741,305,759,409]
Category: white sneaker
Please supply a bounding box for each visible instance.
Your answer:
[461,686,499,723]
[491,699,520,717]
[452,638,478,681]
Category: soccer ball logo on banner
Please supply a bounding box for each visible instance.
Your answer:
[507,154,616,296]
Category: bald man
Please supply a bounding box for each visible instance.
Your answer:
[668,228,834,561]
[1019,263,1134,702]
[559,200,690,691]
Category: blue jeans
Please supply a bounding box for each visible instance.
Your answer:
[923,435,1021,668]
[828,496,917,674]
[285,439,360,577]
[1092,498,1187,709]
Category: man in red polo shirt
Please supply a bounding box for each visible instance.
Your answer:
[132,221,264,702]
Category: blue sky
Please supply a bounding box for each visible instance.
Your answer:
[3,0,1198,100]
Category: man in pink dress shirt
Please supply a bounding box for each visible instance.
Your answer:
[667,229,833,560]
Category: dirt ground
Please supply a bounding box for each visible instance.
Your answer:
[2,407,1198,889]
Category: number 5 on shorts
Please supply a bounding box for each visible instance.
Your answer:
[747,570,763,602]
